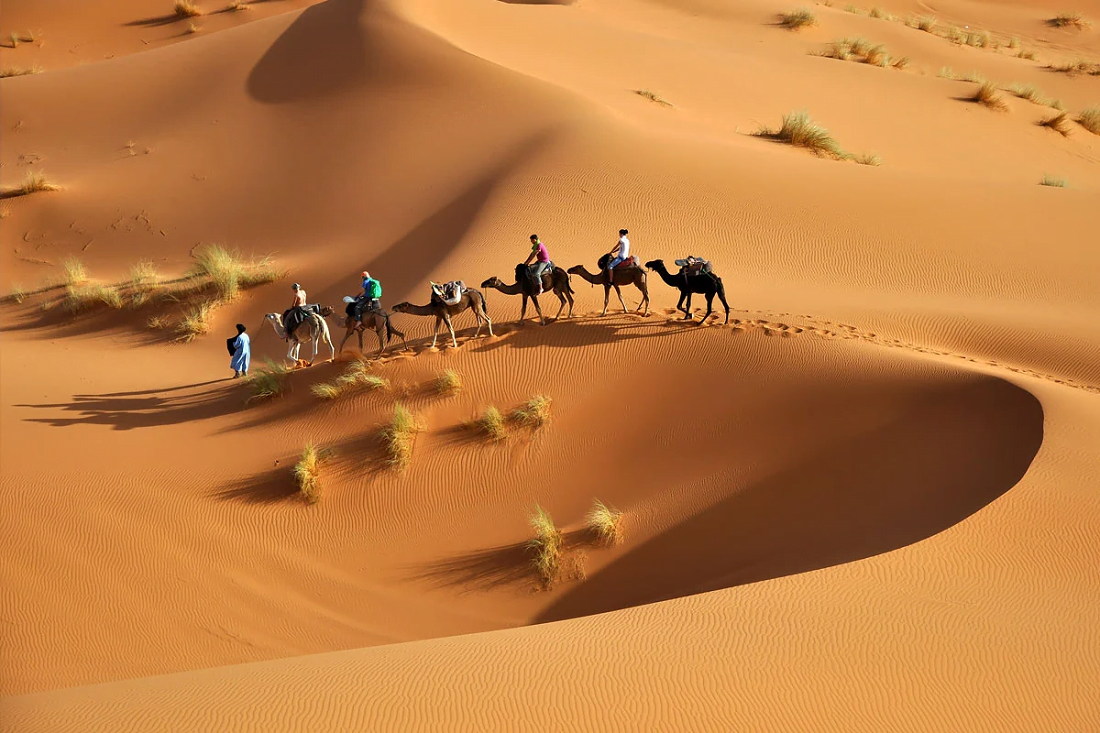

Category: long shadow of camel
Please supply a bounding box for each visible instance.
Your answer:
[527,377,1043,623]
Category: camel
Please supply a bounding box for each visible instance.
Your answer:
[567,254,650,317]
[645,259,730,325]
[337,299,409,358]
[480,263,575,325]
[263,310,335,367]
[392,287,493,348]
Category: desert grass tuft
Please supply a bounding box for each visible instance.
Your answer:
[186,22,200,34]
[526,504,564,588]
[972,82,1007,110]
[61,256,87,286]
[174,0,203,17]
[869,7,885,19]
[1017,49,1037,60]
[915,15,937,32]
[312,360,389,399]
[227,0,250,10]
[0,65,43,78]
[380,403,421,469]
[2,170,59,198]
[477,406,508,441]
[586,499,624,546]
[1078,106,1100,135]
[1040,174,1067,187]
[188,243,279,301]
[435,368,463,395]
[63,283,123,313]
[1008,36,1020,50]
[780,8,817,29]
[513,394,553,429]
[1039,111,1073,136]
[633,89,673,107]
[755,111,845,158]
[8,284,27,304]
[1049,60,1100,76]
[293,442,332,504]
[175,300,214,341]
[147,314,172,330]
[891,56,909,70]
[247,358,291,402]
[822,38,892,66]
[845,4,862,14]
[853,153,881,166]
[1049,12,1089,29]
[128,260,160,291]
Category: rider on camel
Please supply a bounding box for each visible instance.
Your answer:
[604,229,630,284]
[355,270,382,322]
[523,234,551,295]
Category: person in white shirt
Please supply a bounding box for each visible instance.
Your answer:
[605,228,630,282]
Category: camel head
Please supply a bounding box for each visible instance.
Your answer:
[317,305,334,318]
[481,276,504,289]
[566,265,584,276]
[264,313,283,325]
[391,302,411,313]
[645,259,664,271]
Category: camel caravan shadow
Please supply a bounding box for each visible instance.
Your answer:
[518,376,1042,623]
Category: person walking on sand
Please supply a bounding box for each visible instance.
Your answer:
[228,323,250,378]
[523,234,551,295]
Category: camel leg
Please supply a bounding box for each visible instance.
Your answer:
[601,286,610,316]
[717,289,731,325]
[553,290,566,320]
[430,317,440,349]
[519,294,528,325]
[443,313,457,348]
[532,295,545,326]
[338,328,354,355]
[375,324,386,358]
[698,292,714,326]
[325,327,335,363]
[683,292,694,320]
[613,284,629,313]
[482,305,493,336]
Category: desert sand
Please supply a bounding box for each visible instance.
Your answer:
[2,0,1099,730]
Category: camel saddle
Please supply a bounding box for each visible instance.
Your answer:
[431,280,466,306]
[675,256,713,276]
[282,304,321,338]
[598,253,641,271]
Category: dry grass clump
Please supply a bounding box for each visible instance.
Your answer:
[175,300,214,341]
[1018,49,1038,60]
[854,153,881,166]
[0,65,43,78]
[380,403,421,469]
[633,89,673,107]
[8,284,26,304]
[293,442,332,504]
[477,406,508,441]
[436,368,463,395]
[915,15,937,32]
[1040,174,1067,187]
[1049,60,1100,76]
[311,360,389,399]
[780,8,817,29]
[1008,37,1020,50]
[1039,111,1073,136]
[247,358,291,402]
[1049,12,1089,29]
[128,260,160,291]
[186,22,201,34]
[586,499,624,546]
[188,244,279,301]
[972,82,1008,110]
[7,31,37,48]
[527,505,564,588]
[64,283,123,312]
[513,394,552,429]
[227,0,250,10]
[755,111,844,158]
[822,38,896,67]
[147,314,172,330]
[61,256,88,286]
[869,7,886,19]
[2,171,59,198]
[1078,106,1100,135]
[174,1,203,17]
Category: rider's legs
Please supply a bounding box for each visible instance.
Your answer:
[606,255,624,283]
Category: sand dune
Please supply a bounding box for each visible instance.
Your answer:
[2,0,1099,729]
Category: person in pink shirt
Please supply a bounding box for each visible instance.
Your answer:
[523,234,551,295]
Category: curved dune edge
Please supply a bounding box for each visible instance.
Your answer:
[2,0,1100,729]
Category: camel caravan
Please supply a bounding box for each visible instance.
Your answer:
[261,229,731,367]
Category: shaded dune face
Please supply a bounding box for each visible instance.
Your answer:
[536,376,1043,623]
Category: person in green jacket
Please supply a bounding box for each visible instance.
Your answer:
[356,270,382,322]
